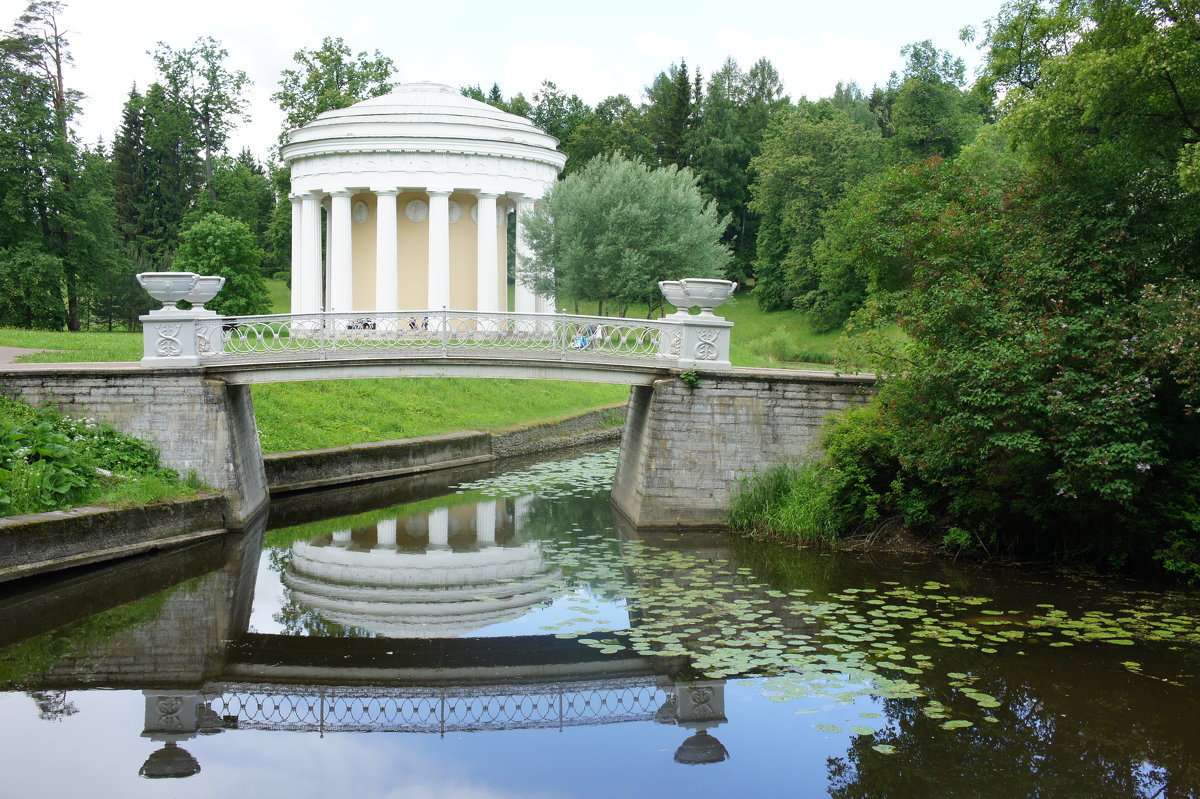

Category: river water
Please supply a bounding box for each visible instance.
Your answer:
[1,448,1198,798]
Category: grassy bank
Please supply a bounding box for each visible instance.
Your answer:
[0,396,203,514]
[0,285,843,453]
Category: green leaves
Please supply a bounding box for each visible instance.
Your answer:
[520,153,729,314]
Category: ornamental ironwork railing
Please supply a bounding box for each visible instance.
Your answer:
[207,678,667,734]
[193,310,680,365]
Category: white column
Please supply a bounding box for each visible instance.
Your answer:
[427,189,451,310]
[475,501,497,547]
[514,197,536,314]
[375,189,399,312]
[329,190,353,313]
[300,193,323,314]
[475,193,499,313]
[331,529,352,547]
[289,195,302,315]
[428,507,450,550]
[322,198,333,311]
[376,518,397,548]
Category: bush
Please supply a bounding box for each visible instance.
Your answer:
[728,463,841,546]
[727,403,903,547]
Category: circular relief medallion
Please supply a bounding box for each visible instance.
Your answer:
[448,200,463,224]
[405,199,429,223]
[469,202,478,224]
[353,200,369,224]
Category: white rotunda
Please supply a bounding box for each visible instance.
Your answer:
[282,81,567,316]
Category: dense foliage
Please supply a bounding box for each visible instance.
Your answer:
[731,0,1200,579]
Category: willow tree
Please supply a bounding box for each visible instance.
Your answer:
[519,153,730,317]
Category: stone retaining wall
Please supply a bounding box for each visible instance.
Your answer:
[0,495,231,583]
[611,370,876,527]
[0,365,267,527]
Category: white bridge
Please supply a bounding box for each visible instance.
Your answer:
[137,274,737,385]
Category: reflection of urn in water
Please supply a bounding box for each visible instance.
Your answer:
[282,497,559,637]
[655,679,731,765]
[138,690,227,779]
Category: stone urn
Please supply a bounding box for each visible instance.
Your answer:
[678,278,737,316]
[658,280,689,312]
[137,272,199,310]
[184,275,226,313]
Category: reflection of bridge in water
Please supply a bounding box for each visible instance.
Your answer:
[159,676,671,736]
[1,472,740,777]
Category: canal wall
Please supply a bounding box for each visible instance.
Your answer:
[611,369,877,528]
[0,495,231,584]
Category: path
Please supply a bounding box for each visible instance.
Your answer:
[0,347,45,364]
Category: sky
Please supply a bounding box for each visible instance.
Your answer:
[2,0,1007,160]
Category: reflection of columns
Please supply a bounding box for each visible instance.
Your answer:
[376,518,397,548]
[331,529,352,548]
[329,190,353,313]
[514,197,536,314]
[299,193,322,313]
[289,195,302,314]
[476,193,499,313]
[475,501,497,547]
[427,189,451,310]
[428,507,450,550]
[375,189,399,312]
[513,495,532,536]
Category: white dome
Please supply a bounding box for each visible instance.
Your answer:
[282,81,566,196]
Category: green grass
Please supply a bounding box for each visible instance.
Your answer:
[266,277,290,314]
[0,328,142,362]
[252,379,627,453]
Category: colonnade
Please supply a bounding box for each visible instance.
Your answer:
[289,188,549,316]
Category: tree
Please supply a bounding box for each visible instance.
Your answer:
[643,60,697,168]
[881,41,986,163]
[173,212,269,316]
[562,94,654,173]
[151,37,250,204]
[272,36,395,144]
[748,103,883,311]
[530,80,588,146]
[519,153,730,316]
[0,243,66,328]
[2,1,84,330]
[692,76,753,279]
[812,0,1200,577]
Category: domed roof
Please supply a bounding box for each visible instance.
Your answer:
[281,81,566,172]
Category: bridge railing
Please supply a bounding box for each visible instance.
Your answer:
[137,274,735,371]
[191,309,675,364]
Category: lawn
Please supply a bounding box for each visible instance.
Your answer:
[0,286,846,452]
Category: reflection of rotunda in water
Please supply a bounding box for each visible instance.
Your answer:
[283,497,557,637]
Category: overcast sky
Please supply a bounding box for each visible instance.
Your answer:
[2,0,1007,159]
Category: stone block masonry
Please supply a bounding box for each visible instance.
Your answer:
[611,369,877,528]
[0,363,268,528]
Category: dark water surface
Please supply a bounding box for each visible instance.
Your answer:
[2,448,1198,798]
